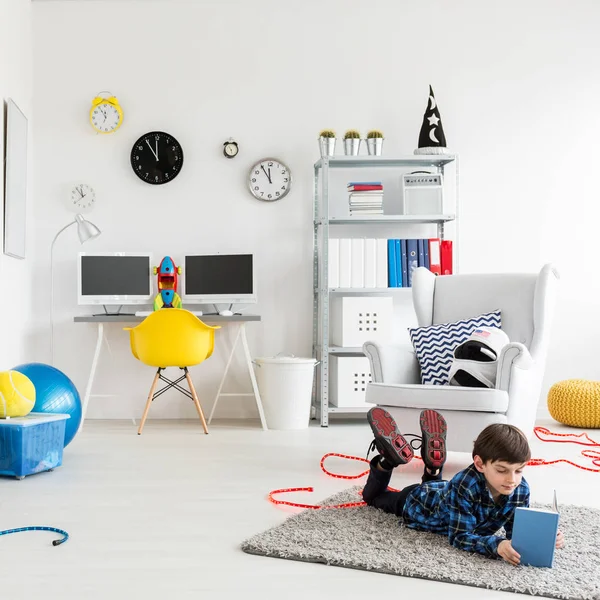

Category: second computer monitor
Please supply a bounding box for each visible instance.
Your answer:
[183,254,256,304]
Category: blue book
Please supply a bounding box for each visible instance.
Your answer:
[423,239,430,270]
[387,239,397,287]
[347,181,382,186]
[417,239,425,267]
[512,491,559,568]
[406,239,419,287]
[400,240,408,288]
[394,239,402,287]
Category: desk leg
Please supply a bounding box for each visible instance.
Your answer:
[240,324,268,431]
[78,322,104,434]
[208,324,242,424]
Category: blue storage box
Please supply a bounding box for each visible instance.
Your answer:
[0,413,69,479]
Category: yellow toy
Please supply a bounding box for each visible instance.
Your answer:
[124,309,220,435]
[0,371,36,418]
[89,92,123,134]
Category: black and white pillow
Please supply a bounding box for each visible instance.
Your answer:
[408,310,502,385]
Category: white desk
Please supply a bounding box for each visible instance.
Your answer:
[73,314,267,430]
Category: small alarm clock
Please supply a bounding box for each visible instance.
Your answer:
[223,139,239,159]
[90,93,123,134]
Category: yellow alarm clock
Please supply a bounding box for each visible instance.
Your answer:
[90,93,123,134]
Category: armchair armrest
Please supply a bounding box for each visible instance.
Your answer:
[362,342,421,385]
[496,342,534,391]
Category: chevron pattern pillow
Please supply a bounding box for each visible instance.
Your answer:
[408,310,502,385]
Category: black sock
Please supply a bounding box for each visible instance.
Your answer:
[379,456,394,471]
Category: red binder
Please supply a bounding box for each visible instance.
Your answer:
[428,238,442,275]
[440,240,453,275]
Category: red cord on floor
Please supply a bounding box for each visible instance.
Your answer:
[268,426,600,510]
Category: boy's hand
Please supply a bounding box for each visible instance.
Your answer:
[556,530,564,549]
[498,540,521,566]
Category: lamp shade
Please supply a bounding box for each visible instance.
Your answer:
[74,214,101,244]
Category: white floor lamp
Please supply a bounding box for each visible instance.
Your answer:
[51,214,101,365]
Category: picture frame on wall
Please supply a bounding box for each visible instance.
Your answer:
[4,98,28,259]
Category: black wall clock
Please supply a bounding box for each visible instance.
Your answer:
[130,131,184,185]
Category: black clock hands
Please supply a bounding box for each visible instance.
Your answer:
[261,165,272,184]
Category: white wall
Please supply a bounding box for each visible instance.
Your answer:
[0,0,34,369]
[31,0,600,420]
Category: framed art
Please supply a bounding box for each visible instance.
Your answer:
[4,98,28,259]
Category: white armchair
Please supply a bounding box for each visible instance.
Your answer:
[363,264,559,452]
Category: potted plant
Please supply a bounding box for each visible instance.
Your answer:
[318,129,336,158]
[343,130,361,156]
[366,130,384,155]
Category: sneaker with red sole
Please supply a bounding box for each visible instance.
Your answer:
[419,409,447,471]
[367,407,414,468]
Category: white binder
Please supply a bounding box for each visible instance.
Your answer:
[350,238,364,288]
[376,238,388,288]
[328,238,340,288]
[364,239,377,288]
[339,238,352,288]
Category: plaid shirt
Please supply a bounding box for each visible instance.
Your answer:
[402,463,530,557]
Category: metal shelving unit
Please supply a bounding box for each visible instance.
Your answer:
[312,154,459,426]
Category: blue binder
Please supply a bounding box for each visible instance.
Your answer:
[423,239,430,270]
[406,239,419,287]
[400,240,408,288]
[394,239,402,287]
[387,239,397,287]
[418,239,425,267]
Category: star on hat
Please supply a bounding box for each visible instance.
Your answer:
[414,85,450,155]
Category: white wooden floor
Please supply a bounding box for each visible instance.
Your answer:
[1,417,599,600]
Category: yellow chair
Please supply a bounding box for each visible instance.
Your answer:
[124,309,220,435]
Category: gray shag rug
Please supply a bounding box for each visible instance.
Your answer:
[242,487,600,600]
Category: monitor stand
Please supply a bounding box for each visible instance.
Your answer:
[216,303,235,317]
[93,305,136,317]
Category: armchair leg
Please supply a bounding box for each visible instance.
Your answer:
[185,370,209,434]
[138,369,161,435]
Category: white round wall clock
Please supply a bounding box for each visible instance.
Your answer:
[67,183,96,214]
[247,158,292,202]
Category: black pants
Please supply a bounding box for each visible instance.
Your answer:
[363,457,444,517]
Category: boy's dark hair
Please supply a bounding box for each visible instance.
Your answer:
[472,423,531,464]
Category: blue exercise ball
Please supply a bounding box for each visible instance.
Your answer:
[12,363,82,447]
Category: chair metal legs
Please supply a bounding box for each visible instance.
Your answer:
[138,367,209,435]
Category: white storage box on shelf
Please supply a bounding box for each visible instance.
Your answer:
[330,296,393,347]
[254,355,317,430]
[330,356,375,408]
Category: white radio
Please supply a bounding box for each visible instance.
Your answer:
[401,171,443,215]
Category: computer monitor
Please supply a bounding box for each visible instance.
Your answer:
[78,252,153,306]
[183,254,256,304]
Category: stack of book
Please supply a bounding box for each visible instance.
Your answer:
[347,181,383,215]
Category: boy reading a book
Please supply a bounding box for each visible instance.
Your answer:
[364,408,564,565]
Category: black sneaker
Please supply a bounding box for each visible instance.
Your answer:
[419,409,447,471]
[367,407,414,468]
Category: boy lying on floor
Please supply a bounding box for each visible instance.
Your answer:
[364,408,564,565]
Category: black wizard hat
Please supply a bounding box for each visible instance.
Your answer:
[414,85,449,155]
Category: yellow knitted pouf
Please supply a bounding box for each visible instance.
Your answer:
[547,379,600,428]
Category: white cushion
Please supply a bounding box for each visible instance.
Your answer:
[365,382,509,413]
[408,310,501,385]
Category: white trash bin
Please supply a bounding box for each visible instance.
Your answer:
[254,355,318,430]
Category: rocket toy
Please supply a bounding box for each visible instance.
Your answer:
[152,256,182,310]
